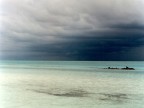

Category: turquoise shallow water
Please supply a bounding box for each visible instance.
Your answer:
[0,61,144,108]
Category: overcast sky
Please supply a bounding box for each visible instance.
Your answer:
[0,0,144,60]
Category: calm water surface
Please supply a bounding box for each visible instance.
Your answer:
[0,61,144,108]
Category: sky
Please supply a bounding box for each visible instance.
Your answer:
[0,0,144,60]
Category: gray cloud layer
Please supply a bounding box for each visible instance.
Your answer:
[0,0,144,60]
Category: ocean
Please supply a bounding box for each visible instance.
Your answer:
[0,61,144,108]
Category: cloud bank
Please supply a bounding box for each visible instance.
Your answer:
[0,0,144,60]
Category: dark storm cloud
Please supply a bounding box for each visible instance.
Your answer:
[0,0,144,60]
[26,32,144,60]
[109,22,144,30]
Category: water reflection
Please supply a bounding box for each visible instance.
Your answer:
[29,88,143,104]
[34,89,88,97]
